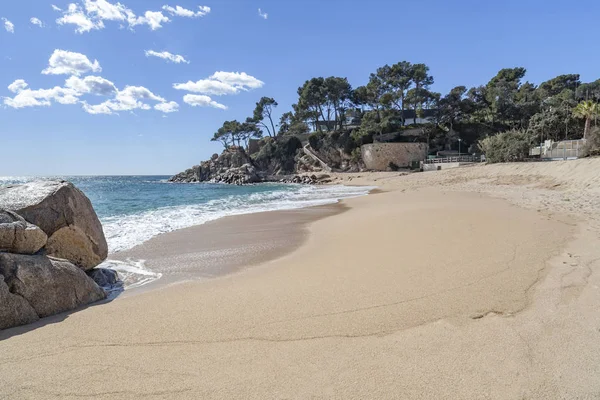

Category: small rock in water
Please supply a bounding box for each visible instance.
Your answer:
[87,268,120,288]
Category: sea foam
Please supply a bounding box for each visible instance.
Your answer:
[102,184,372,253]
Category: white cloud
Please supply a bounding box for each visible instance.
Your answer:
[4,47,178,116]
[128,10,169,30]
[83,0,130,21]
[162,5,210,18]
[4,72,175,116]
[65,75,117,96]
[174,79,238,96]
[3,82,80,109]
[53,1,211,33]
[183,94,227,110]
[82,101,113,114]
[30,17,44,27]
[154,101,179,113]
[173,71,264,97]
[116,85,165,105]
[258,8,268,19]
[8,79,29,93]
[210,71,264,90]
[42,49,102,76]
[2,18,15,33]
[56,3,103,33]
[82,85,168,115]
[145,50,189,64]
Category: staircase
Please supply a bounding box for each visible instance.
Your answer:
[303,145,333,172]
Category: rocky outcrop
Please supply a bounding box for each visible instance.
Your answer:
[170,148,257,184]
[208,164,260,185]
[169,145,327,185]
[0,181,108,270]
[0,210,47,254]
[170,134,366,185]
[278,174,332,185]
[0,253,106,330]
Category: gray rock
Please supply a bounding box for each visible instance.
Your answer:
[0,210,47,255]
[169,148,260,184]
[0,253,106,329]
[0,181,108,270]
[87,268,120,288]
[0,274,39,330]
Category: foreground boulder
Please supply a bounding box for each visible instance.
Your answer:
[0,181,108,270]
[0,274,39,330]
[0,210,47,254]
[0,253,106,330]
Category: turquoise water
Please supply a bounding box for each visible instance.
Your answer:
[0,176,371,253]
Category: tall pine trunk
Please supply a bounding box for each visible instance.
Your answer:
[584,117,591,139]
[400,93,405,126]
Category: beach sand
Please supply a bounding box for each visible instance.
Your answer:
[111,204,346,286]
[1,158,600,399]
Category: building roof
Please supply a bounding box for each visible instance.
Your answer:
[401,109,437,119]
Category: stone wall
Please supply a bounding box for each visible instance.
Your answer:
[361,143,428,171]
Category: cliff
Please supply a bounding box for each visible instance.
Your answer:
[169,133,365,184]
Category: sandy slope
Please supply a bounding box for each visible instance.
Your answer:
[1,158,600,399]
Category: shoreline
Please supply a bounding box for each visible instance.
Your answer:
[2,159,600,398]
[109,201,349,294]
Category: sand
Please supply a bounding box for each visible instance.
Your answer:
[112,204,346,285]
[2,158,600,399]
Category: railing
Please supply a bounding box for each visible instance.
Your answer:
[423,155,481,164]
[303,145,333,172]
[542,139,586,160]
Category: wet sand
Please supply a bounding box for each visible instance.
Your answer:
[111,203,347,287]
[2,159,600,399]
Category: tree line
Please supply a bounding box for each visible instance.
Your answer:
[212,61,600,154]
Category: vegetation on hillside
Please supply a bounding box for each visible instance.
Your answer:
[478,130,534,163]
[209,62,600,163]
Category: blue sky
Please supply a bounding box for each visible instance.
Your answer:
[1,0,599,176]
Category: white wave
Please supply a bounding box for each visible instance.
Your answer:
[103,184,373,253]
[0,176,40,185]
[97,258,162,294]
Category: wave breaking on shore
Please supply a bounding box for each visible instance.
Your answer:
[103,184,373,253]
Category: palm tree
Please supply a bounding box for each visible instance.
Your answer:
[573,100,599,139]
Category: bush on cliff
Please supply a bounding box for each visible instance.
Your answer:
[582,127,600,157]
[308,132,324,150]
[254,136,303,173]
[478,129,534,163]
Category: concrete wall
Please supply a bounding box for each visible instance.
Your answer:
[422,162,478,172]
[422,162,460,172]
[361,143,428,171]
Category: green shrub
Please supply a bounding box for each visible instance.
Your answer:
[279,136,302,157]
[478,129,534,163]
[253,136,302,174]
[308,132,323,150]
[582,127,600,157]
[351,147,362,164]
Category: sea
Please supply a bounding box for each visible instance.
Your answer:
[0,176,372,290]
